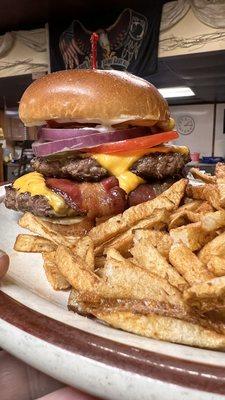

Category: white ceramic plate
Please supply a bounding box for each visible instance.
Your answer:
[0,186,225,400]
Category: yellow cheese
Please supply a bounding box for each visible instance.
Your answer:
[13,172,69,215]
[93,145,188,193]
[118,171,144,194]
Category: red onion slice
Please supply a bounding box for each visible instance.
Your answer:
[33,127,152,157]
[38,126,149,141]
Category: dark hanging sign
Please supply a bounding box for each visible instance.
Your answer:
[49,5,163,77]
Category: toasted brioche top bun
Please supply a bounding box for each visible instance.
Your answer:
[19,69,170,127]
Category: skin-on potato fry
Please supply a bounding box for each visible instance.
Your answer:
[190,168,216,184]
[42,251,71,290]
[68,289,91,316]
[131,236,187,291]
[89,179,187,247]
[195,201,214,214]
[207,256,225,277]
[183,275,225,312]
[102,248,186,307]
[215,163,225,207]
[14,234,56,253]
[200,210,225,232]
[169,243,213,286]
[185,211,201,223]
[56,245,186,308]
[168,200,204,229]
[168,210,189,229]
[72,236,95,271]
[133,229,172,260]
[71,295,192,320]
[95,208,169,257]
[170,222,216,252]
[169,210,202,230]
[186,184,221,210]
[93,310,225,350]
[198,231,225,264]
[19,212,77,247]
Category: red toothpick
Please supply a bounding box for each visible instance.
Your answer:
[90,32,99,69]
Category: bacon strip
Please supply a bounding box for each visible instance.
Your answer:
[46,177,126,218]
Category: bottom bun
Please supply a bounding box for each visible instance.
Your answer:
[41,216,94,237]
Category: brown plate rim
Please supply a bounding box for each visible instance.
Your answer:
[1,291,225,394]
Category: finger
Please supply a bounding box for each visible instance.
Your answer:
[0,250,9,279]
[37,386,100,400]
[0,351,63,400]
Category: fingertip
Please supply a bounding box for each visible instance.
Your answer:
[0,251,9,279]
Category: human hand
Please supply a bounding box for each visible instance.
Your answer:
[0,252,99,399]
[0,250,9,279]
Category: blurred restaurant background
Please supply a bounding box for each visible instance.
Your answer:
[0,0,225,182]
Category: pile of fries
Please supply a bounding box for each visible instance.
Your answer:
[14,163,225,350]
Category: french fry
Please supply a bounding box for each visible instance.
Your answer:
[190,168,216,184]
[169,243,213,286]
[93,311,225,350]
[215,163,225,207]
[56,245,101,295]
[68,289,91,316]
[205,184,222,210]
[131,236,187,291]
[168,200,203,229]
[200,210,225,232]
[208,256,225,277]
[95,208,169,256]
[133,229,172,260]
[89,179,187,247]
[56,245,186,307]
[95,256,106,269]
[185,211,201,223]
[73,295,192,320]
[195,201,214,214]
[186,184,206,200]
[102,248,185,307]
[170,222,216,252]
[169,210,189,229]
[72,236,94,271]
[42,251,71,290]
[19,212,77,247]
[184,275,225,312]
[186,184,221,210]
[14,234,56,253]
[198,232,225,264]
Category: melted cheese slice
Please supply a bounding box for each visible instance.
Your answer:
[93,145,189,193]
[13,172,69,215]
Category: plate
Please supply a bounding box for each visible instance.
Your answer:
[0,188,225,400]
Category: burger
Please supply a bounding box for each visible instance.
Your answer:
[4,69,190,221]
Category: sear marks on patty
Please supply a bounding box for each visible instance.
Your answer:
[130,152,190,181]
[31,157,108,182]
[4,186,57,217]
[128,178,178,207]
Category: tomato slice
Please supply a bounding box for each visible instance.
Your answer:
[88,131,179,154]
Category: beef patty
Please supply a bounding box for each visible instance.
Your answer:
[32,152,189,183]
[5,177,127,218]
[130,152,190,181]
[4,186,57,217]
[31,157,108,182]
